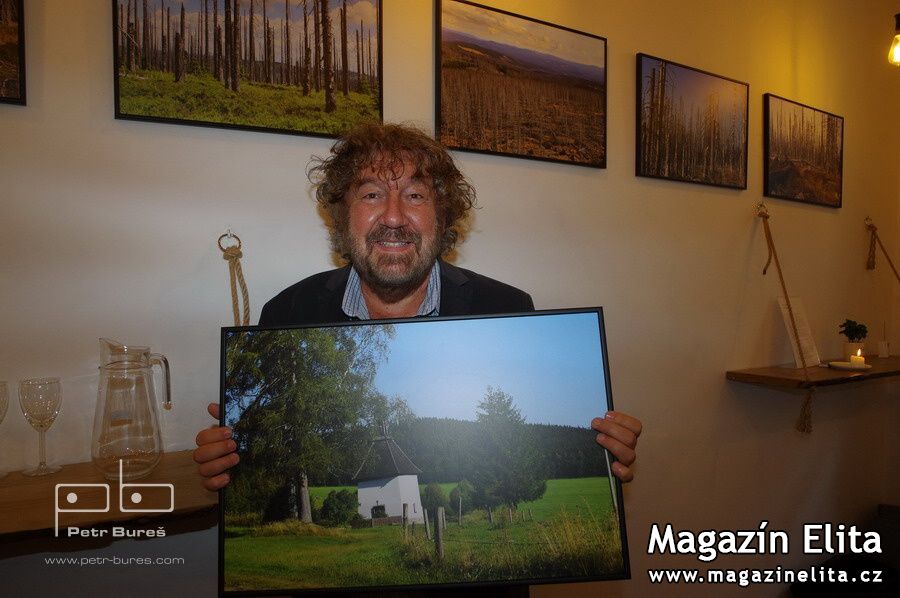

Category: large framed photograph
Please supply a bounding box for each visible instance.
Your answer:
[436,0,607,168]
[220,309,629,594]
[764,94,843,208]
[0,0,25,105]
[113,0,382,138]
[636,53,748,189]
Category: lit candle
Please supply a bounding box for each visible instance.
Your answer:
[850,349,866,368]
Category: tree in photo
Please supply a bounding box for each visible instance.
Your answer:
[224,324,394,523]
[471,387,547,509]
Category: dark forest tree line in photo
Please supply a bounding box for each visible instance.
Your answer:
[117,0,379,111]
[639,60,746,187]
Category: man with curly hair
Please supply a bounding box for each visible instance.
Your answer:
[194,122,642,596]
[257,122,535,325]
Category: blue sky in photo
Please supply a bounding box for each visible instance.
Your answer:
[373,312,609,429]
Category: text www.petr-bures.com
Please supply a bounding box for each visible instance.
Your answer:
[44,556,185,566]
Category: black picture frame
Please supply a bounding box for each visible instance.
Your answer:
[436,0,607,168]
[219,308,630,595]
[0,0,25,105]
[112,0,383,139]
[635,53,748,189]
[763,93,843,208]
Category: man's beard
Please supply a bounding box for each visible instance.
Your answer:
[349,224,441,301]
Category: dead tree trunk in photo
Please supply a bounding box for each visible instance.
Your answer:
[283,0,291,86]
[248,0,255,80]
[126,1,135,71]
[214,0,222,81]
[320,0,335,112]
[301,0,310,95]
[159,10,169,72]
[340,0,348,96]
[119,5,125,66]
[313,1,320,91]
[175,3,185,79]
[263,0,271,83]
[267,24,275,83]
[231,0,241,91]
[140,0,149,69]
[367,29,373,90]
[355,27,361,92]
[203,0,208,69]
[174,32,184,81]
[224,0,232,88]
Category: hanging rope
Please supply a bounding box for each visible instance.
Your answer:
[218,231,250,326]
[756,203,816,434]
[865,218,900,283]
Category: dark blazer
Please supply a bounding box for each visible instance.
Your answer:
[259,259,534,326]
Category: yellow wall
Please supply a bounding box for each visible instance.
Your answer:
[1,1,898,596]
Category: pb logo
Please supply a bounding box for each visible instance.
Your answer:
[54,460,174,536]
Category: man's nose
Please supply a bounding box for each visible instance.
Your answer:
[379,192,408,227]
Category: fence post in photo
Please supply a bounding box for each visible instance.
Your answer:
[528,508,534,522]
[488,506,493,525]
[424,508,432,539]
[402,503,409,539]
[458,494,462,526]
[442,508,447,530]
[435,507,445,560]
[507,506,513,525]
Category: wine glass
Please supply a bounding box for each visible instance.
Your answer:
[0,381,7,478]
[19,377,62,476]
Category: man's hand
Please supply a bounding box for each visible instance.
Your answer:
[591,411,642,483]
[193,403,239,491]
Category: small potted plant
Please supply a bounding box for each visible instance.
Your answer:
[838,319,868,360]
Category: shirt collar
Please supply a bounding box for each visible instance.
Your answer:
[342,262,441,320]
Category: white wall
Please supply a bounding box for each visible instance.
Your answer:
[1,1,898,596]
[358,475,425,523]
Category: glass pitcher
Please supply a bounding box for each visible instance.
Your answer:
[92,338,172,481]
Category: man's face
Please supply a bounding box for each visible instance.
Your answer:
[345,160,441,292]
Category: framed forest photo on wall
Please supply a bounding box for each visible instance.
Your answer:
[0,0,25,105]
[220,309,629,594]
[436,0,607,168]
[636,54,748,189]
[113,0,382,137]
[764,94,843,208]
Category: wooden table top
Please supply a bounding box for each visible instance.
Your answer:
[726,355,900,390]
[0,449,217,536]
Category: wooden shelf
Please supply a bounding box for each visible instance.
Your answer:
[0,449,217,536]
[726,355,900,391]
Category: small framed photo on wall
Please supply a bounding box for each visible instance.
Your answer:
[437,0,607,168]
[0,0,25,105]
[764,94,843,208]
[113,0,383,138]
[636,54,748,189]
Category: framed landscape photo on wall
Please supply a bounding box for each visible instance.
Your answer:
[636,53,748,189]
[113,0,382,138]
[220,309,629,594]
[436,0,607,168]
[0,0,25,105]
[764,94,843,208]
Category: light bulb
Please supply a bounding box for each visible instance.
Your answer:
[890,14,900,66]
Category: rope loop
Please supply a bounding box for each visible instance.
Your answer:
[217,232,250,326]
